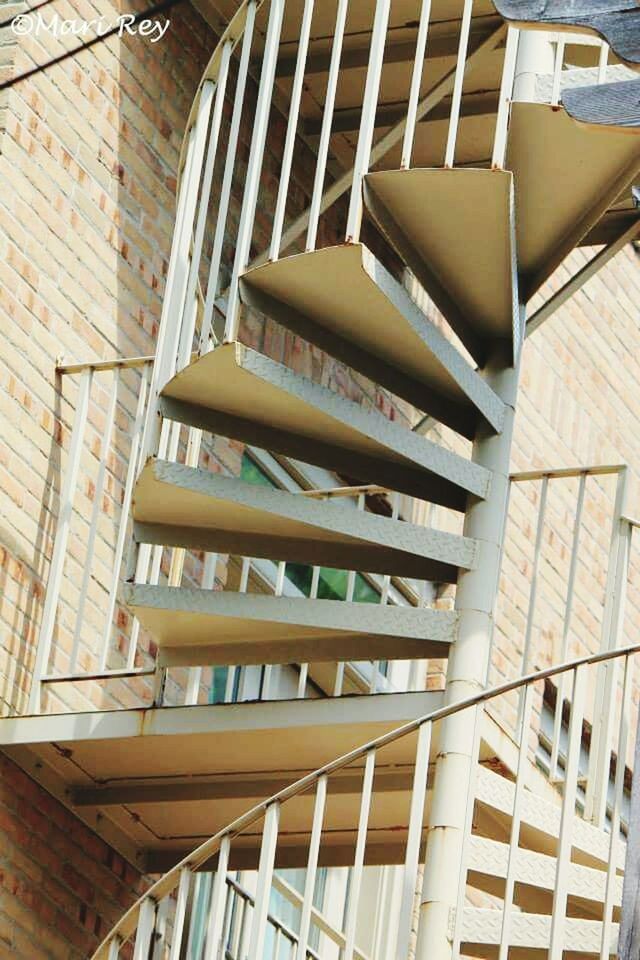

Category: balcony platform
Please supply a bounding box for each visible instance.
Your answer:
[0,691,442,872]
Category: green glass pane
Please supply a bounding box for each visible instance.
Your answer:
[240,452,274,487]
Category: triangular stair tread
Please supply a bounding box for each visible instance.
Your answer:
[364,168,518,367]
[492,0,640,67]
[124,584,458,667]
[239,243,505,439]
[476,766,625,871]
[133,459,478,582]
[507,100,640,298]
[563,76,640,128]
[460,907,617,953]
[468,835,622,915]
[160,342,489,510]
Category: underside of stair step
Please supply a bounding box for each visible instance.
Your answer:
[460,907,618,958]
[160,342,490,509]
[507,100,640,299]
[239,243,505,438]
[364,168,518,367]
[492,0,640,67]
[468,835,622,920]
[133,459,478,582]
[124,584,459,667]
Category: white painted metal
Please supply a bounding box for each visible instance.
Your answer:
[444,0,473,167]
[345,0,391,242]
[296,775,327,960]
[550,472,586,780]
[169,868,191,960]
[200,1,257,352]
[270,0,315,260]
[247,802,280,960]
[226,0,285,337]
[99,364,150,672]
[518,473,548,720]
[499,681,534,960]
[395,721,431,960]
[491,27,519,169]
[549,665,587,960]
[343,750,376,960]
[401,0,432,169]
[179,40,232,370]
[69,368,119,673]
[598,41,609,83]
[203,835,231,960]
[416,340,522,960]
[551,38,566,106]
[28,368,92,714]
[305,0,349,252]
[133,898,156,960]
[601,654,633,959]
[587,468,629,825]
[107,938,121,960]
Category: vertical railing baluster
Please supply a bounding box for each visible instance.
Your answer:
[204,836,231,960]
[107,936,122,960]
[70,368,119,673]
[28,367,93,713]
[201,2,258,352]
[597,41,609,83]
[444,0,473,167]
[345,0,391,242]
[179,41,232,372]
[587,466,629,825]
[270,0,316,260]
[491,26,519,169]
[306,0,349,252]
[551,37,566,106]
[395,722,431,960]
[227,0,286,339]
[549,666,586,960]
[247,803,281,960]
[518,476,548,722]
[133,898,156,960]
[169,868,192,960]
[100,364,150,671]
[499,681,534,959]
[601,654,633,960]
[550,473,586,780]
[343,750,376,960]
[296,775,327,960]
[401,0,432,169]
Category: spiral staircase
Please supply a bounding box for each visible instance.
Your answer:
[10,0,640,957]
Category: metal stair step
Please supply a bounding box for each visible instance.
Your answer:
[460,906,617,956]
[133,459,478,582]
[124,584,458,667]
[468,835,622,916]
[160,341,489,510]
[507,99,640,299]
[475,765,625,872]
[364,168,518,366]
[239,243,505,439]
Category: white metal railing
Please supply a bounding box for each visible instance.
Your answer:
[90,643,639,960]
[26,2,621,715]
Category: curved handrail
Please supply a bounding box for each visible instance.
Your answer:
[91,639,640,958]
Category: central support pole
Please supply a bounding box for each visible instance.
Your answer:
[415,335,522,959]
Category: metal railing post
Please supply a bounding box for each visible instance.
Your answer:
[28,368,93,714]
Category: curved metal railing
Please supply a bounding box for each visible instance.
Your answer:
[92,640,639,959]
